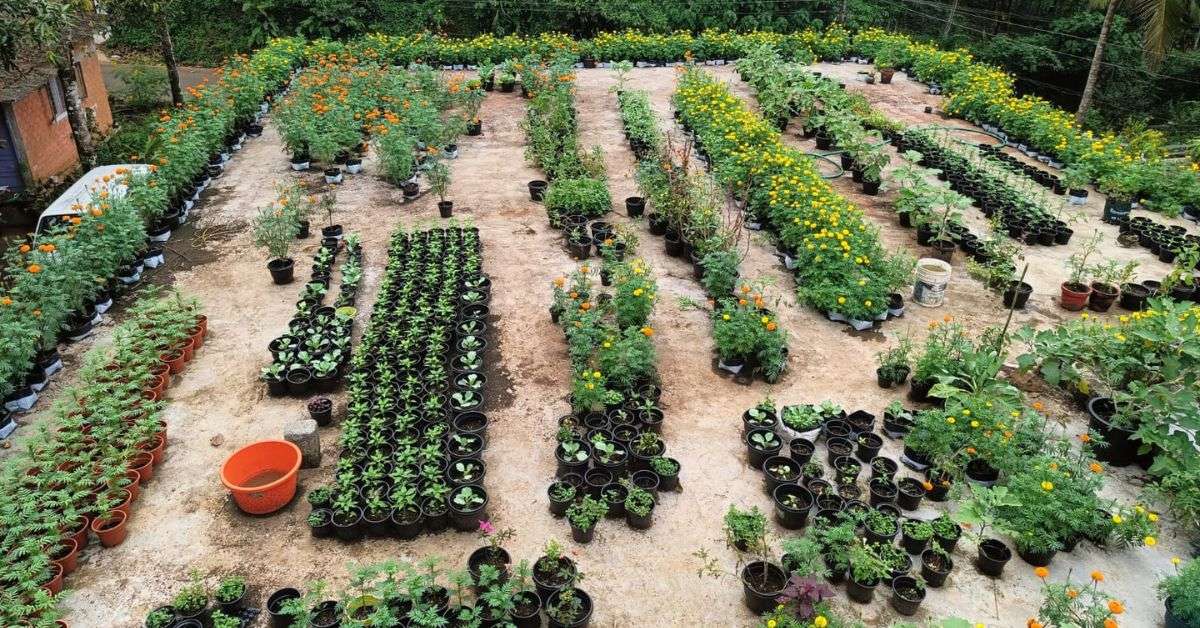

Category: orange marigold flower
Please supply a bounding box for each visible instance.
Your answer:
[1028,620,1043,628]
[765,322,777,331]
[32,308,41,317]
[1104,619,1117,628]
[553,277,565,288]
[579,302,591,311]
[18,244,30,253]
[1108,600,1124,614]
[1067,588,1078,599]
[0,297,11,306]
[1079,433,1091,443]
[1034,567,1049,579]
[921,480,934,491]
[741,284,751,294]
[1091,571,1105,582]
[38,243,55,253]
[640,326,654,337]
[27,264,42,274]
[1090,462,1103,473]
[1032,401,1044,411]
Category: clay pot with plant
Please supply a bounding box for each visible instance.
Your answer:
[1061,231,1102,311]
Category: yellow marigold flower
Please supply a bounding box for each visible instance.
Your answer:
[1041,481,1054,491]
[1145,536,1157,547]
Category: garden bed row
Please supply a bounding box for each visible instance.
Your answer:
[852,28,1200,216]
[0,291,206,626]
[261,225,363,396]
[618,86,792,383]
[148,535,595,628]
[672,68,914,328]
[307,225,493,540]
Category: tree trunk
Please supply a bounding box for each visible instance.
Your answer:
[941,0,961,39]
[155,12,183,106]
[56,45,95,170]
[1076,0,1119,124]
[840,0,847,23]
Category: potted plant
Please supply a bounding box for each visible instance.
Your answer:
[215,575,247,615]
[723,505,767,553]
[253,201,299,284]
[955,485,1018,577]
[624,482,655,529]
[172,572,209,622]
[1063,165,1089,205]
[875,336,912,388]
[1061,231,1101,311]
[308,396,333,426]
[1160,558,1200,628]
[875,53,896,84]
[566,496,608,543]
[1089,259,1137,312]
[845,541,890,604]
[428,159,453,218]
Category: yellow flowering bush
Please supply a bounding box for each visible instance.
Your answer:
[672,68,912,320]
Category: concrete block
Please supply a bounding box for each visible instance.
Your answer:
[284,419,321,469]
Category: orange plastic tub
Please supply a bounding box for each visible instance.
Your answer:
[220,440,302,515]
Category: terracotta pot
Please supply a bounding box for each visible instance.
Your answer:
[63,516,90,552]
[125,470,141,501]
[1060,282,1091,311]
[42,561,64,595]
[91,510,128,547]
[189,325,205,350]
[130,451,154,480]
[141,433,166,465]
[175,336,195,362]
[112,488,134,516]
[151,362,170,382]
[160,350,186,374]
[195,314,208,336]
[141,389,160,403]
[157,419,168,442]
[145,373,167,398]
[52,537,79,575]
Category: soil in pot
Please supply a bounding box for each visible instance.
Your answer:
[890,575,926,616]
[740,562,787,614]
[921,549,953,587]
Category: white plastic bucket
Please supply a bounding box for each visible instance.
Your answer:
[913,258,952,307]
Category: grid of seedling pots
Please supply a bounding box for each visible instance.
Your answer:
[737,398,965,617]
[307,226,493,540]
[262,234,363,396]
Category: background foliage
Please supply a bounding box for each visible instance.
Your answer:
[103,0,1200,140]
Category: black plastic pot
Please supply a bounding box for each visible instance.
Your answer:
[975,538,1012,577]
[438,200,454,218]
[268,588,301,628]
[625,196,645,218]
[920,549,952,588]
[890,575,926,616]
[529,180,548,201]
[846,575,878,604]
[740,562,787,614]
[1087,396,1138,467]
[546,588,593,628]
[268,258,295,284]
[772,484,813,530]
[1003,281,1032,309]
[1118,282,1150,311]
[1017,545,1056,567]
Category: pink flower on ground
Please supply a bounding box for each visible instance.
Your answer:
[478,520,495,535]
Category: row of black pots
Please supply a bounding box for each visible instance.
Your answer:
[977,143,1064,192]
[309,489,488,542]
[1118,215,1200,267]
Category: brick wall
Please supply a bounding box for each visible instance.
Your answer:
[10,41,113,183]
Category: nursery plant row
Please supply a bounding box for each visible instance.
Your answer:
[851,28,1199,216]
[150,535,594,628]
[548,261,679,542]
[615,86,793,383]
[261,221,363,396]
[0,38,303,423]
[308,225,493,541]
[0,290,206,626]
[672,68,915,327]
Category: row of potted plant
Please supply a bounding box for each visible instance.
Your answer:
[261,231,362,397]
[851,28,1200,216]
[249,531,594,628]
[143,573,250,628]
[547,261,678,542]
[520,56,612,240]
[735,45,893,198]
[672,67,915,328]
[899,129,1076,248]
[308,225,492,541]
[332,27,852,69]
[614,83,791,382]
[0,289,205,626]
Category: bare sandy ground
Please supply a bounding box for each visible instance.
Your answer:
[3,64,1183,627]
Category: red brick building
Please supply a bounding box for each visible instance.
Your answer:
[0,38,113,194]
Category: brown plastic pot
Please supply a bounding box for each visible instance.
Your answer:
[92,510,128,547]
[1059,282,1091,311]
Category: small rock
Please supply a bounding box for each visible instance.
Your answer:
[210,434,224,447]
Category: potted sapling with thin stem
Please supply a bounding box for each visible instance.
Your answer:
[253,201,299,284]
[428,160,453,218]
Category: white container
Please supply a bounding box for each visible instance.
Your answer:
[913,258,952,307]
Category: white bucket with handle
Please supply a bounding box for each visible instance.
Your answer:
[913,258,952,307]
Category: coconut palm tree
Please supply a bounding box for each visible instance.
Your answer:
[1076,0,1198,123]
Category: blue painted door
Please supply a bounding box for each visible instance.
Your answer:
[0,111,23,193]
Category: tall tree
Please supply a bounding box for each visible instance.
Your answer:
[102,0,182,105]
[0,0,97,166]
[1077,0,1194,122]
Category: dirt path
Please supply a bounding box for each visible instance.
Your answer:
[18,65,1182,628]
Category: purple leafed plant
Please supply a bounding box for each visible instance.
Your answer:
[775,576,833,620]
